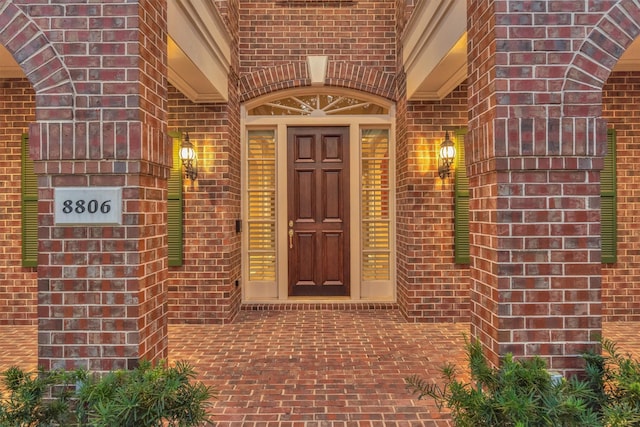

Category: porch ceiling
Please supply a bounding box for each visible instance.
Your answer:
[402,0,467,101]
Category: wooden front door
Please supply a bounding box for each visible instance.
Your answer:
[287,127,350,296]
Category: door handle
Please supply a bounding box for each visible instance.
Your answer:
[288,220,294,249]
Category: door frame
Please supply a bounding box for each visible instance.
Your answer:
[241,89,396,303]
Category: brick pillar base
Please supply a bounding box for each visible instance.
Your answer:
[468,118,603,376]
[36,125,170,371]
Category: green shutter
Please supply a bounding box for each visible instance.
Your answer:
[21,133,38,267]
[454,128,470,264]
[168,133,184,266]
[601,129,617,264]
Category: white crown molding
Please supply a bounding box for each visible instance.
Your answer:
[168,37,227,103]
[402,0,466,100]
[168,0,231,103]
[410,60,467,101]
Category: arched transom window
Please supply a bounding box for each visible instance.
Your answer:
[247,93,389,116]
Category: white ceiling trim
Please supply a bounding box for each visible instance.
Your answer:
[168,0,231,103]
[402,0,467,101]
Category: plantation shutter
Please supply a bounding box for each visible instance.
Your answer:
[246,130,277,281]
[168,134,184,266]
[361,129,391,281]
[601,129,617,264]
[454,129,470,265]
[21,133,38,267]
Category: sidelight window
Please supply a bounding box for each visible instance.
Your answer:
[361,129,391,281]
[246,129,277,281]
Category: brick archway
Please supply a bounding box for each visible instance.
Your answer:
[0,1,76,329]
[0,1,74,125]
[239,62,396,102]
[572,0,640,323]
[563,0,640,118]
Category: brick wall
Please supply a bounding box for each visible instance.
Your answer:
[602,71,640,321]
[0,78,37,325]
[167,0,242,324]
[238,0,396,100]
[167,85,242,324]
[0,79,246,333]
[396,85,470,323]
[239,0,396,75]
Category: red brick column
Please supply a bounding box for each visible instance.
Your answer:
[465,0,619,374]
[1,0,170,370]
[467,117,604,374]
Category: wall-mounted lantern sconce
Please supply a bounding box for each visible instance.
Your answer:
[437,131,456,179]
[180,132,198,181]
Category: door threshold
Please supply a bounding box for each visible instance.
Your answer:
[241,302,398,311]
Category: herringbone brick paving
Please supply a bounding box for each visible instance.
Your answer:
[0,314,638,426]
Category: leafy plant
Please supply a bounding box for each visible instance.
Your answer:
[583,338,640,426]
[406,338,600,426]
[75,359,214,427]
[0,366,79,427]
[0,360,214,427]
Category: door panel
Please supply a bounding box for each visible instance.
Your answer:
[323,170,342,220]
[288,127,350,297]
[295,170,315,220]
[322,231,344,285]
[296,232,316,285]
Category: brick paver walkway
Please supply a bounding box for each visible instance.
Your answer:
[170,310,465,426]
[0,313,638,426]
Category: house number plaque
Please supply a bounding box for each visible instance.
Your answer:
[54,187,123,225]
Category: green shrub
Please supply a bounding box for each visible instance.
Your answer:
[76,360,214,427]
[0,366,79,427]
[583,338,640,426]
[0,360,214,427]
[407,338,640,427]
[406,338,600,427]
